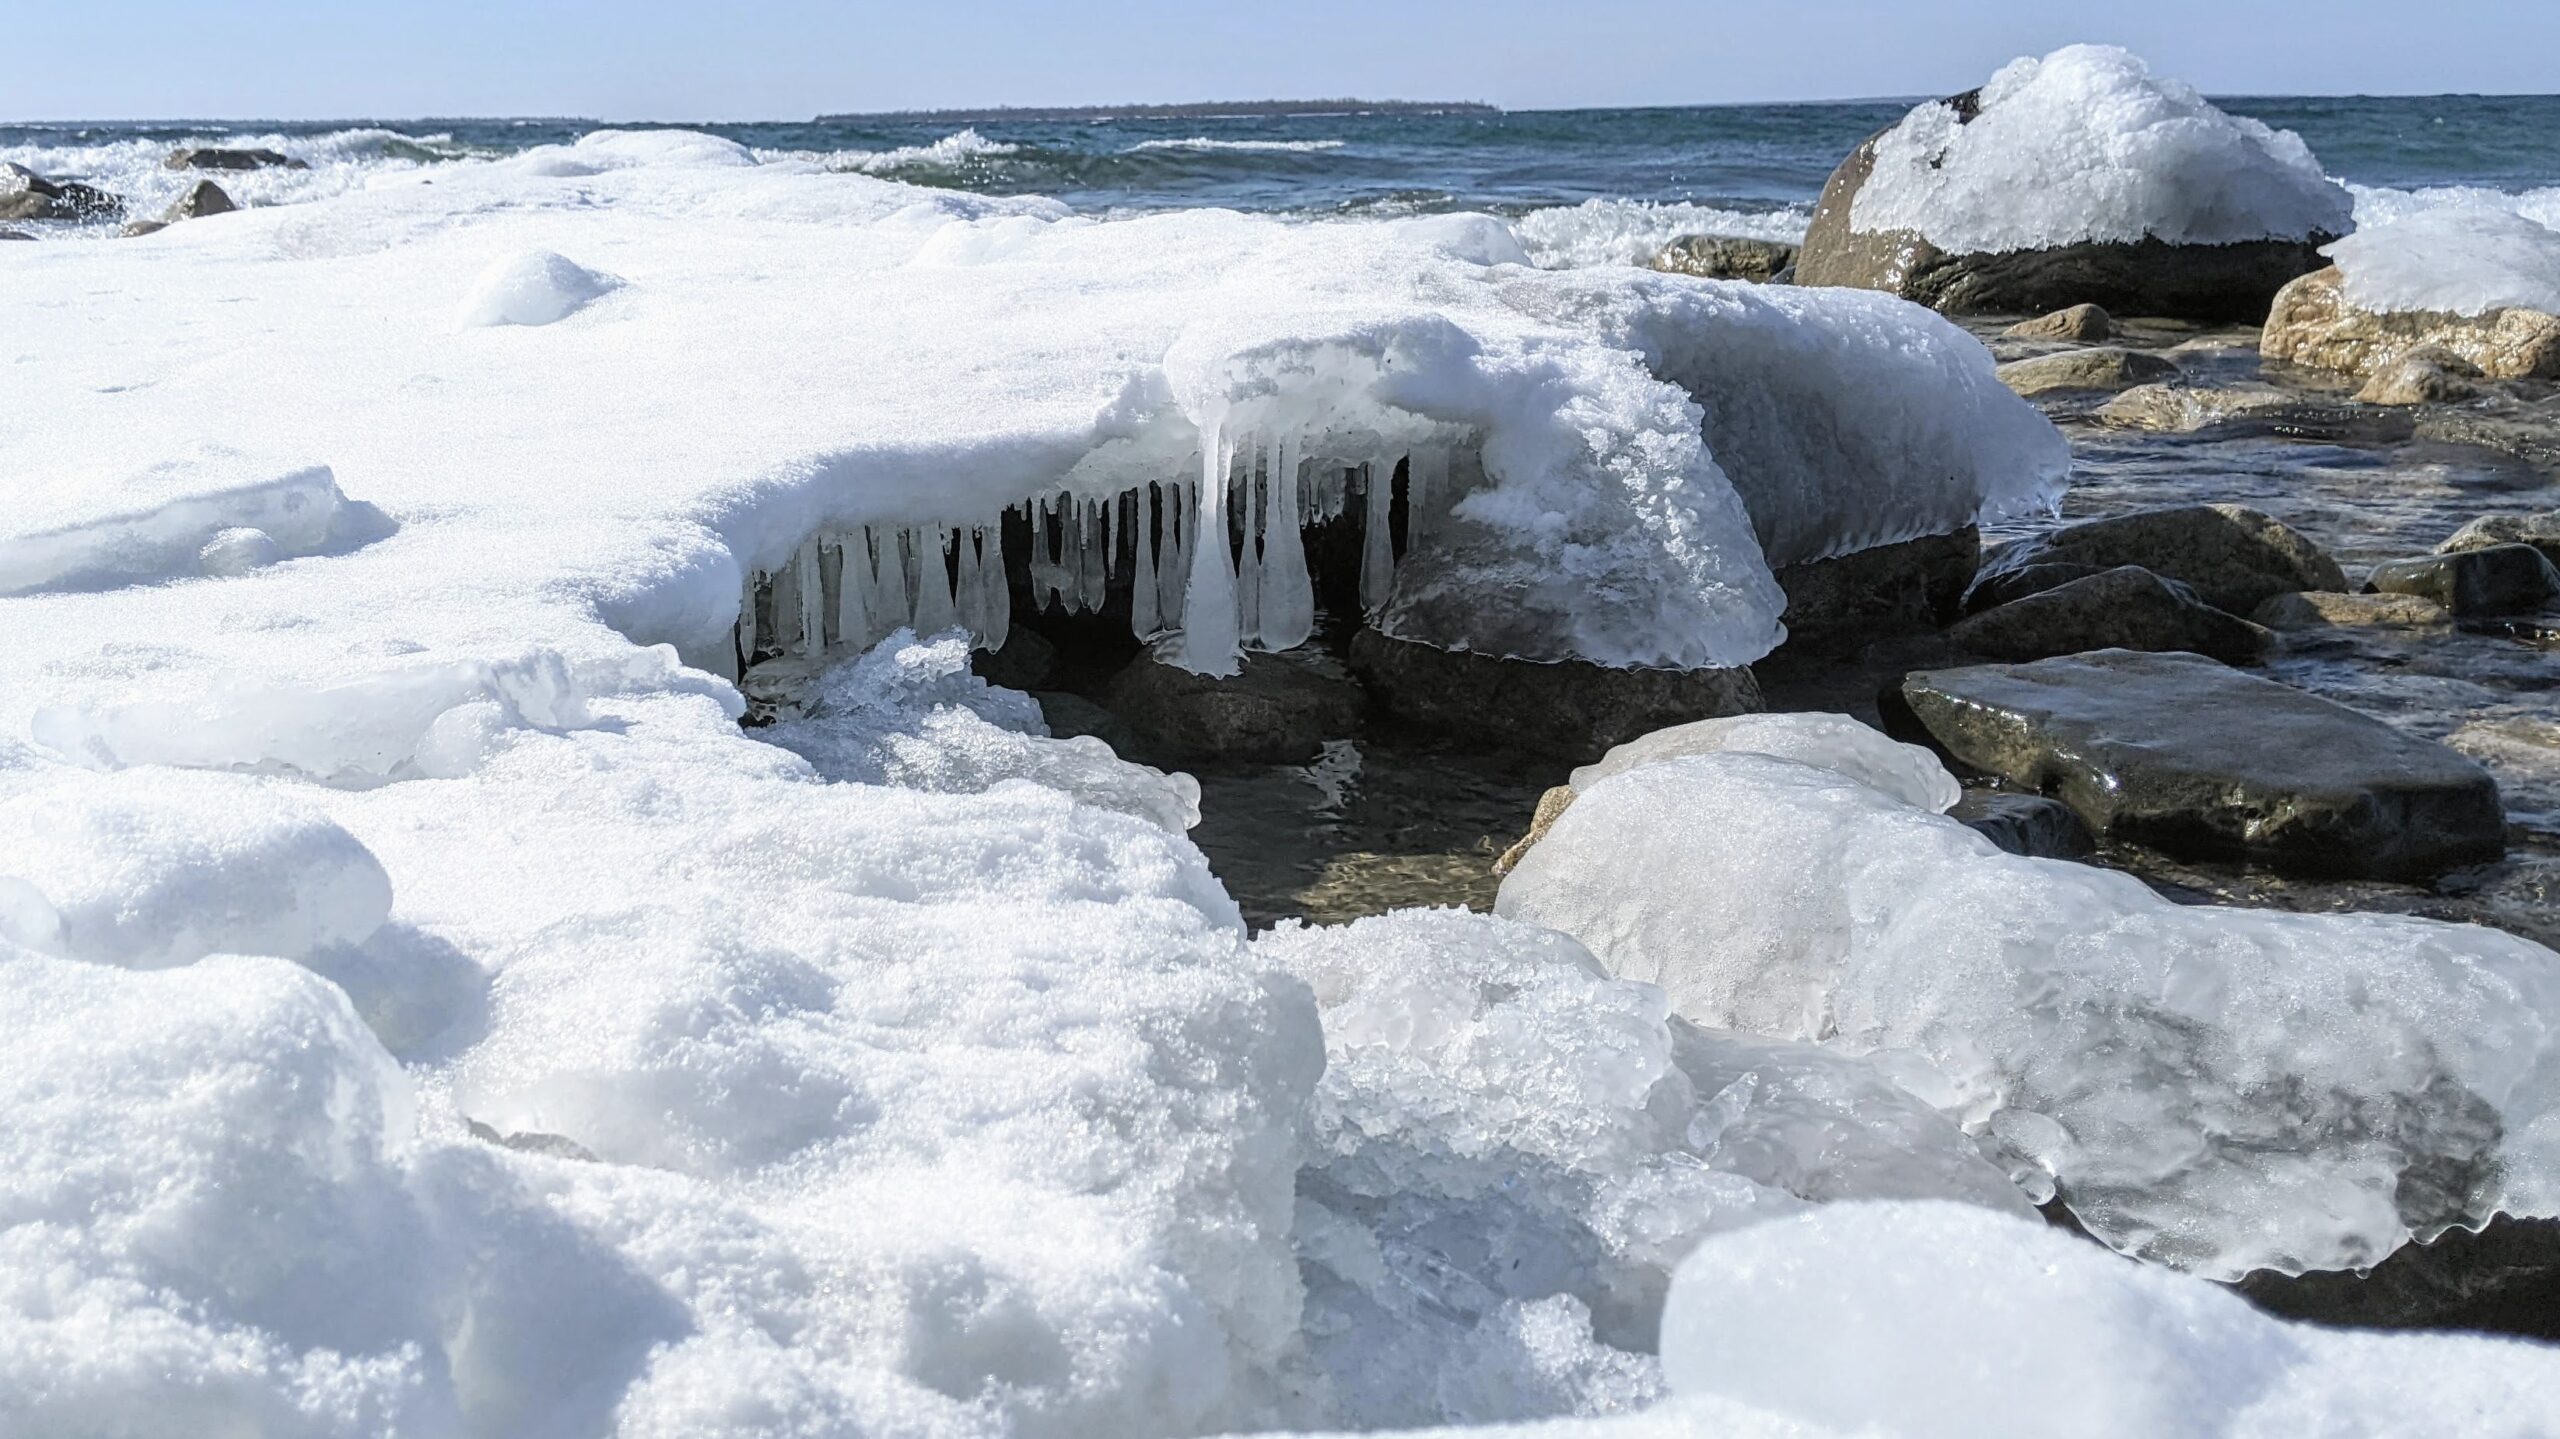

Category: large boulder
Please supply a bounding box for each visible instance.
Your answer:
[1101,647,1365,764]
[1892,649,2506,880]
[2264,266,2560,382]
[166,146,306,171]
[1967,504,2345,615]
[1348,629,1761,765]
[1649,234,1798,283]
[1950,565,2271,665]
[1771,527,1979,652]
[1794,49,2345,321]
[2366,544,2560,616]
[0,164,122,223]
[2440,509,2560,566]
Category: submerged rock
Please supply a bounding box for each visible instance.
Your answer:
[2251,590,2453,631]
[1970,504,2345,615]
[2440,509,2560,566]
[1894,649,2506,880]
[2354,346,2486,406]
[1349,629,1761,765]
[2367,544,2560,616]
[1101,647,1365,763]
[1995,346,2179,396]
[166,146,305,171]
[1950,565,2271,665]
[1958,560,2109,615]
[1949,789,2094,859]
[2001,303,2114,343]
[1966,501,2344,614]
[1771,527,1978,652]
[2095,381,2375,434]
[2263,266,2560,381]
[1649,234,1798,283]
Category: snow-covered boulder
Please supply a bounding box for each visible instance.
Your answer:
[2262,208,2560,381]
[1796,45,2350,320]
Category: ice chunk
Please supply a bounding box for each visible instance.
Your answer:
[1852,44,2354,253]
[1500,751,2560,1279]
[1572,712,1961,813]
[2328,205,2560,318]
[1,452,361,597]
[456,248,620,328]
[198,525,284,576]
[1661,1202,2560,1439]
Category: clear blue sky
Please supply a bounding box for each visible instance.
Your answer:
[13,1,2557,120]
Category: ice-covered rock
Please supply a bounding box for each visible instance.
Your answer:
[2263,214,2560,380]
[1573,711,1960,813]
[1797,46,2348,319]
[1499,749,2560,1279]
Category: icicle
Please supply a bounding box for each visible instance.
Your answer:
[914,525,960,634]
[1359,461,1395,613]
[1180,419,1241,674]
[1409,448,1447,544]
[1077,498,1108,612]
[978,528,1012,652]
[770,556,806,657]
[738,570,760,668]
[1262,434,1314,651]
[871,528,913,632]
[1158,480,1188,626]
[1103,493,1118,579]
[1237,437,1265,649]
[1132,485,1161,639]
[836,533,875,653]
[955,527,987,647]
[794,539,824,656]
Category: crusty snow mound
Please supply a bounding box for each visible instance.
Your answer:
[1852,44,2354,255]
[456,247,620,327]
[2327,205,2560,318]
[1500,739,2560,1281]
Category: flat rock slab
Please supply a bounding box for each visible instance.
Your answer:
[1895,649,2505,881]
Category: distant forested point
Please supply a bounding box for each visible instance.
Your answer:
[819,100,1501,122]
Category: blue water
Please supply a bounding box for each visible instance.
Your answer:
[8,95,2559,232]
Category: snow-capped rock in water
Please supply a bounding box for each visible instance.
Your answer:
[1795,44,2351,319]
[2262,208,2560,381]
[1498,734,2560,1282]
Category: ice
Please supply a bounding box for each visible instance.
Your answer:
[1181,421,1242,675]
[1660,1202,2560,1439]
[1257,909,2026,1431]
[1,450,371,596]
[454,248,620,327]
[1851,45,2354,254]
[1571,712,1961,814]
[2327,205,2560,318]
[1500,751,2560,1278]
[1259,437,1317,651]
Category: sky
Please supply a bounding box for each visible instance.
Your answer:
[11,0,2559,120]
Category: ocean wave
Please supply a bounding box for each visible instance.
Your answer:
[2348,181,2560,232]
[1123,137,1347,154]
[1511,197,1813,269]
[801,128,1021,176]
[0,126,485,236]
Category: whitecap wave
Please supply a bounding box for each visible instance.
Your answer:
[800,128,1020,175]
[0,126,481,237]
[2348,181,2560,232]
[1124,137,1347,154]
[1511,197,1813,270]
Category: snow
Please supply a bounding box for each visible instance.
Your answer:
[1570,712,1962,813]
[1852,44,2355,254]
[455,248,620,327]
[0,450,381,596]
[1499,749,2560,1280]
[2327,205,2560,318]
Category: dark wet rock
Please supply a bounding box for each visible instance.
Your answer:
[466,1118,598,1163]
[1970,504,2346,615]
[1650,234,1798,283]
[2236,1215,2560,1342]
[1349,628,1762,766]
[164,179,236,221]
[2251,590,2453,631]
[1996,346,2180,396]
[1959,561,2109,615]
[2354,345,2485,406]
[1032,690,1140,755]
[970,628,1058,690]
[2001,304,2114,343]
[2265,265,2560,382]
[1892,649,2506,881]
[2440,510,2560,566]
[166,146,305,171]
[1102,647,1365,763]
[1773,527,1979,651]
[1794,95,2334,321]
[1950,790,2095,859]
[1950,565,2271,665]
[0,168,124,223]
[2367,544,2560,616]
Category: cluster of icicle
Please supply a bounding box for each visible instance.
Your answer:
[737,424,1452,678]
